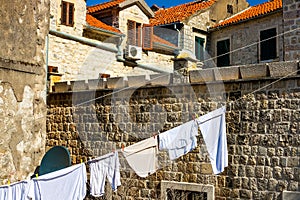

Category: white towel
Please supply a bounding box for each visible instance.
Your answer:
[27,163,87,200]
[122,137,158,178]
[196,106,228,174]
[159,120,199,160]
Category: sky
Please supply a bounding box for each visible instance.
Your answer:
[86,0,268,8]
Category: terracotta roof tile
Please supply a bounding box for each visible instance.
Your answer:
[150,0,215,26]
[86,14,122,34]
[212,0,282,28]
[87,0,125,13]
[153,35,177,48]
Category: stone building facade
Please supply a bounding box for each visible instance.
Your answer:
[47,61,300,199]
[0,0,49,184]
[209,11,284,66]
[283,0,300,61]
[48,0,176,86]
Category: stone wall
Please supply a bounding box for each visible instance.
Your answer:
[283,0,300,61]
[50,0,86,36]
[47,61,300,199]
[0,0,49,184]
[209,12,284,67]
[48,34,173,82]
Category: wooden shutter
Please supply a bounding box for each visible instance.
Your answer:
[127,20,136,46]
[142,25,153,50]
[61,1,67,25]
[69,3,74,26]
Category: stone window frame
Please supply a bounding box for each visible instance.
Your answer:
[258,25,279,63]
[61,1,75,27]
[215,37,231,67]
[161,180,214,200]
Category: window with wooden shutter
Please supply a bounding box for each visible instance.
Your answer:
[127,20,136,46]
[127,20,142,46]
[61,1,74,26]
[142,25,153,50]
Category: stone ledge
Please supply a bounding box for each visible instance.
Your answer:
[52,61,299,92]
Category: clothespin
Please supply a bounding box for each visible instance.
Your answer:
[35,174,38,179]
[80,158,83,163]
[121,143,125,151]
[153,132,157,138]
[7,179,10,186]
[195,113,199,118]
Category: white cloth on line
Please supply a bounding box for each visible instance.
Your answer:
[196,106,228,174]
[88,152,121,197]
[159,120,199,160]
[122,137,158,178]
[0,180,29,200]
[27,163,87,200]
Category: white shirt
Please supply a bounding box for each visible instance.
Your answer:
[159,120,199,160]
[122,137,158,178]
[0,180,29,200]
[27,163,87,200]
[196,106,228,174]
[89,152,121,197]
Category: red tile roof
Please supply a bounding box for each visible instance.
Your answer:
[150,0,215,26]
[86,14,122,34]
[87,0,125,13]
[212,0,282,29]
[153,35,177,48]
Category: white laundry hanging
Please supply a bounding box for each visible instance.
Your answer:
[27,163,87,200]
[88,151,121,197]
[0,180,29,200]
[196,106,228,174]
[122,136,158,178]
[159,119,199,160]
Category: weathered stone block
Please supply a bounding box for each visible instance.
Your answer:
[240,63,268,79]
[189,69,215,83]
[268,61,298,77]
[149,73,171,86]
[127,75,147,87]
[106,77,125,89]
[87,79,104,90]
[200,163,213,174]
[54,81,70,92]
[70,80,88,91]
[214,66,240,81]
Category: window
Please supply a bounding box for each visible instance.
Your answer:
[227,5,233,14]
[260,28,277,61]
[61,1,74,26]
[195,37,205,61]
[127,20,142,46]
[161,181,214,200]
[127,20,153,50]
[167,189,207,200]
[217,39,230,67]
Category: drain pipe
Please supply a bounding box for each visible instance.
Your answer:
[116,36,170,73]
[49,29,118,53]
[174,23,181,48]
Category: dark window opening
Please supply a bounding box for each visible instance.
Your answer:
[167,189,207,200]
[61,1,74,26]
[260,28,277,61]
[195,37,205,61]
[227,4,233,14]
[217,39,230,67]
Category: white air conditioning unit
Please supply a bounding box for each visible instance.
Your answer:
[126,45,142,60]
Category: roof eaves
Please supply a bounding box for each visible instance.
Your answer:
[209,8,283,31]
[85,25,125,37]
[119,0,154,17]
